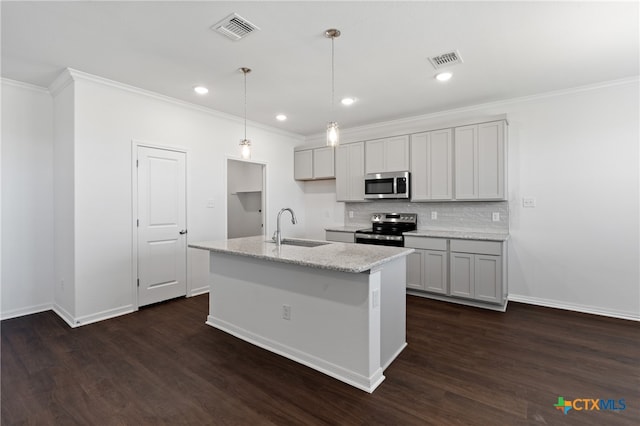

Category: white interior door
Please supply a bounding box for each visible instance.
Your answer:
[137,146,187,307]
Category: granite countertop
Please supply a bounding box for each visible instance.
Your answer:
[324,225,366,233]
[404,229,510,241]
[189,235,414,274]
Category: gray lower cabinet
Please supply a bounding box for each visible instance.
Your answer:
[325,230,354,243]
[405,237,448,294]
[406,235,507,309]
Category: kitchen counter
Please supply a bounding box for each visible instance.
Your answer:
[324,225,366,233]
[190,235,412,273]
[190,236,412,393]
[404,229,510,241]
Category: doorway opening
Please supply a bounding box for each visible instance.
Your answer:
[227,159,266,239]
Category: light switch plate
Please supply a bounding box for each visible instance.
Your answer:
[431,211,438,220]
[523,197,537,208]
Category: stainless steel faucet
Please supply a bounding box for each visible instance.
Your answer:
[273,208,297,246]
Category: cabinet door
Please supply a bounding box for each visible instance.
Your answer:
[410,132,429,200]
[336,142,364,201]
[454,125,478,199]
[335,145,350,200]
[429,129,453,200]
[385,135,410,172]
[474,254,501,304]
[450,252,474,299]
[294,150,313,180]
[478,121,505,199]
[424,250,448,294]
[406,251,424,290]
[412,130,453,200]
[365,139,386,174]
[313,147,335,179]
[349,142,365,200]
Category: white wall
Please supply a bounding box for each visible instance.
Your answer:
[1,70,306,323]
[1,80,55,318]
[68,71,305,322]
[303,78,640,320]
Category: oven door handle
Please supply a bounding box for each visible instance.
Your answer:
[355,233,403,242]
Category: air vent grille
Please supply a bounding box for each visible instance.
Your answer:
[211,13,260,41]
[428,50,463,69]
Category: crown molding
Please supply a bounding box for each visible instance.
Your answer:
[304,75,640,145]
[51,68,303,140]
[2,78,49,94]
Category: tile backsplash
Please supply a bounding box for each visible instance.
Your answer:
[345,201,509,232]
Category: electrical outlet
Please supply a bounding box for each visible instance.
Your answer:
[523,197,537,208]
[207,199,215,208]
[431,211,438,220]
[349,211,354,219]
[492,212,500,222]
[282,304,291,320]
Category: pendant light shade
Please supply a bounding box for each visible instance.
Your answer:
[325,29,341,147]
[239,67,252,159]
[327,121,339,147]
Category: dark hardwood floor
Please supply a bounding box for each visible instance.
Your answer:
[2,294,638,425]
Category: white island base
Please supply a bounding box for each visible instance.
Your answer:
[205,251,408,393]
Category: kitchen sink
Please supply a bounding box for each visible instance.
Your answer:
[277,239,330,248]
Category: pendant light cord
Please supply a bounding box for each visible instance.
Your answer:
[243,70,247,141]
[330,35,335,117]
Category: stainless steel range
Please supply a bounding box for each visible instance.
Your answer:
[355,213,417,247]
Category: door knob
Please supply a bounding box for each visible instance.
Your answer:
[179,230,187,235]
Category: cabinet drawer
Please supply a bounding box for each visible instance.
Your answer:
[325,231,354,243]
[450,239,501,255]
[404,236,447,251]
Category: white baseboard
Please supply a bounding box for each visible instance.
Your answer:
[52,303,77,327]
[407,291,508,312]
[74,305,136,327]
[508,294,640,322]
[51,303,136,328]
[189,286,209,297]
[206,315,385,393]
[1,302,53,321]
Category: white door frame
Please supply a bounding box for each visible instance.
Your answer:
[224,156,268,239]
[132,139,189,309]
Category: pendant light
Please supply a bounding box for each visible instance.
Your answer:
[325,28,340,147]
[239,67,252,159]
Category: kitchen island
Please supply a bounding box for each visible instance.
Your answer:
[189,236,413,393]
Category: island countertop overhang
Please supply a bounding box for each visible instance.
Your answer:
[189,236,413,273]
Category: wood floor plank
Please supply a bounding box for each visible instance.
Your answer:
[2,294,638,425]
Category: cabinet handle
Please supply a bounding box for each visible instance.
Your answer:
[179,230,187,235]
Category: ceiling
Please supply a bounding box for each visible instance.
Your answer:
[2,1,638,137]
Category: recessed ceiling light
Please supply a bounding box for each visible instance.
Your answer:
[435,72,453,82]
[341,97,355,106]
[193,86,209,95]
[276,114,287,121]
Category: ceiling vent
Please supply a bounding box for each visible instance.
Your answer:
[428,50,463,69]
[211,13,260,41]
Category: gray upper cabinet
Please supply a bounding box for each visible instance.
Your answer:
[410,129,453,201]
[294,149,313,180]
[335,142,365,201]
[454,120,506,200]
[365,135,410,174]
[294,146,335,181]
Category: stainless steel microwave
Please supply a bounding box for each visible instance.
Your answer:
[364,171,410,200]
